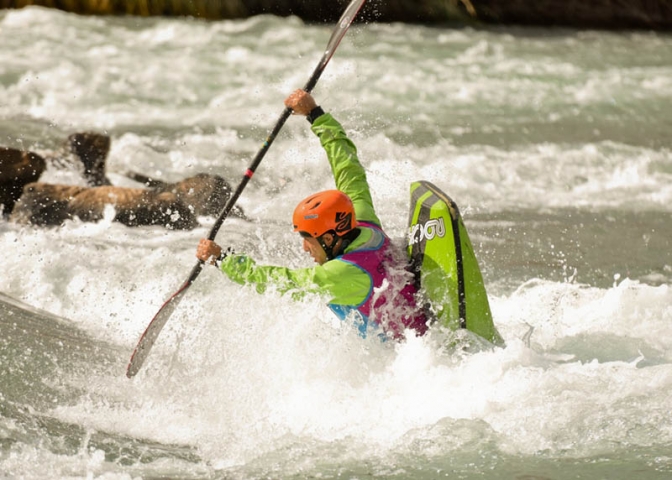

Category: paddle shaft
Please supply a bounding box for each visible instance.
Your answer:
[187,26,351,284]
[126,0,367,378]
[189,0,367,282]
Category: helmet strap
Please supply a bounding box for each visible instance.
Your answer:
[318,228,360,261]
[339,228,360,252]
[317,231,339,261]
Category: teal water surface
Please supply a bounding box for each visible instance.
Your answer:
[1,7,671,479]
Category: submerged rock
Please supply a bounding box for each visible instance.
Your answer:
[11,183,199,230]
[1,132,245,229]
[0,147,46,215]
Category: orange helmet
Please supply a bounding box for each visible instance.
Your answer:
[293,190,356,238]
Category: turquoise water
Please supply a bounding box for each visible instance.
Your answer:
[1,6,671,479]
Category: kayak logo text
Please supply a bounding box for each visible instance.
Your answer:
[408,218,446,244]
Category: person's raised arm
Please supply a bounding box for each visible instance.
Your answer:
[285,89,380,227]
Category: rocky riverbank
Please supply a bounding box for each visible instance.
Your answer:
[1,0,670,30]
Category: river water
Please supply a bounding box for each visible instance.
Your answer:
[1,6,671,479]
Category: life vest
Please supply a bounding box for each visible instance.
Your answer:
[328,222,428,340]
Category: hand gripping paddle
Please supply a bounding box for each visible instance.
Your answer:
[126,0,367,378]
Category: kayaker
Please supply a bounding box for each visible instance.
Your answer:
[197,89,427,340]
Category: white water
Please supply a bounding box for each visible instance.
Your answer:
[1,6,672,479]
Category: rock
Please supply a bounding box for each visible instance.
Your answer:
[0,147,47,215]
[67,132,112,187]
[10,183,199,230]
[125,171,245,218]
[3,132,245,229]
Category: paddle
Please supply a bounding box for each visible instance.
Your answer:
[126,0,367,378]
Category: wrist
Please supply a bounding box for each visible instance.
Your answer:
[306,106,325,124]
[214,247,233,267]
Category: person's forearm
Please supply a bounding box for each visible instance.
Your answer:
[311,113,380,226]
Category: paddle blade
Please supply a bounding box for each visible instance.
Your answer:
[126,281,191,378]
[323,0,366,68]
[304,0,367,92]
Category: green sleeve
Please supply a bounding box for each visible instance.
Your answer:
[219,254,372,306]
[311,113,381,227]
